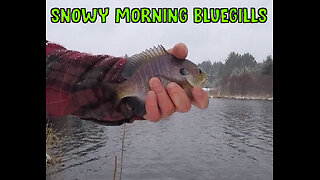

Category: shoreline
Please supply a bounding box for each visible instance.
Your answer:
[203,88,273,101]
[208,95,273,101]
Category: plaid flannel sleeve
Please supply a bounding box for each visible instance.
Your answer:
[46,40,145,125]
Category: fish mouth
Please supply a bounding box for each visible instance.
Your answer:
[203,76,208,85]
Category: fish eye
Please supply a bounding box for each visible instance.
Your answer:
[198,68,202,74]
[180,68,187,76]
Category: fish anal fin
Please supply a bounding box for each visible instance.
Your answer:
[124,96,146,117]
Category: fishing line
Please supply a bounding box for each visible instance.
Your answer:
[119,123,126,180]
[113,155,117,180]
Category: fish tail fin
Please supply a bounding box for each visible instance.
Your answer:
[102,82,146,117]
[102,82,147,117]
[100,82,124,109]
[73,80,146,116]
[71,80,128,111]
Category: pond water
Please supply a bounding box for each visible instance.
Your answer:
[46,98,273,180]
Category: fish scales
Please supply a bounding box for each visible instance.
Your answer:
[107,45,207,117]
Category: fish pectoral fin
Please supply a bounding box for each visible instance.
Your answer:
[123,96,146,117]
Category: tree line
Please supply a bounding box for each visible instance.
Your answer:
[198,52,273,98]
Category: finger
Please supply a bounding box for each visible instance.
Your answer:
[143,91,161,122]
[166,82,191,112]
[191,86,209,109]
[167,43,188,60]
[149,77,175,118]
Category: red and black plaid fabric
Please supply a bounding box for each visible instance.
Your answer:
[46,40,144,125]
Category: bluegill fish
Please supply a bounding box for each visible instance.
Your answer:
[110,45,207,116]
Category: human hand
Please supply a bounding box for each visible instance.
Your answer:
[143,43,209,122]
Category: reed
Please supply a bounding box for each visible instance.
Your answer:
[46,123,59,167]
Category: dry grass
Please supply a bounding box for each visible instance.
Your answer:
[46,123,59,168]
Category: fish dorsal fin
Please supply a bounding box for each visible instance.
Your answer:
[122,45,169,78]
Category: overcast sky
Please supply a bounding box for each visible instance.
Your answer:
[46,0,272,64]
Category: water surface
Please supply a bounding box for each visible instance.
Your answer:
[47,98,273,180]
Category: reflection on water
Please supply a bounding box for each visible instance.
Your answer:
[47,98,273,180]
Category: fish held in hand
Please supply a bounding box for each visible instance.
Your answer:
[107,45,207,117]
